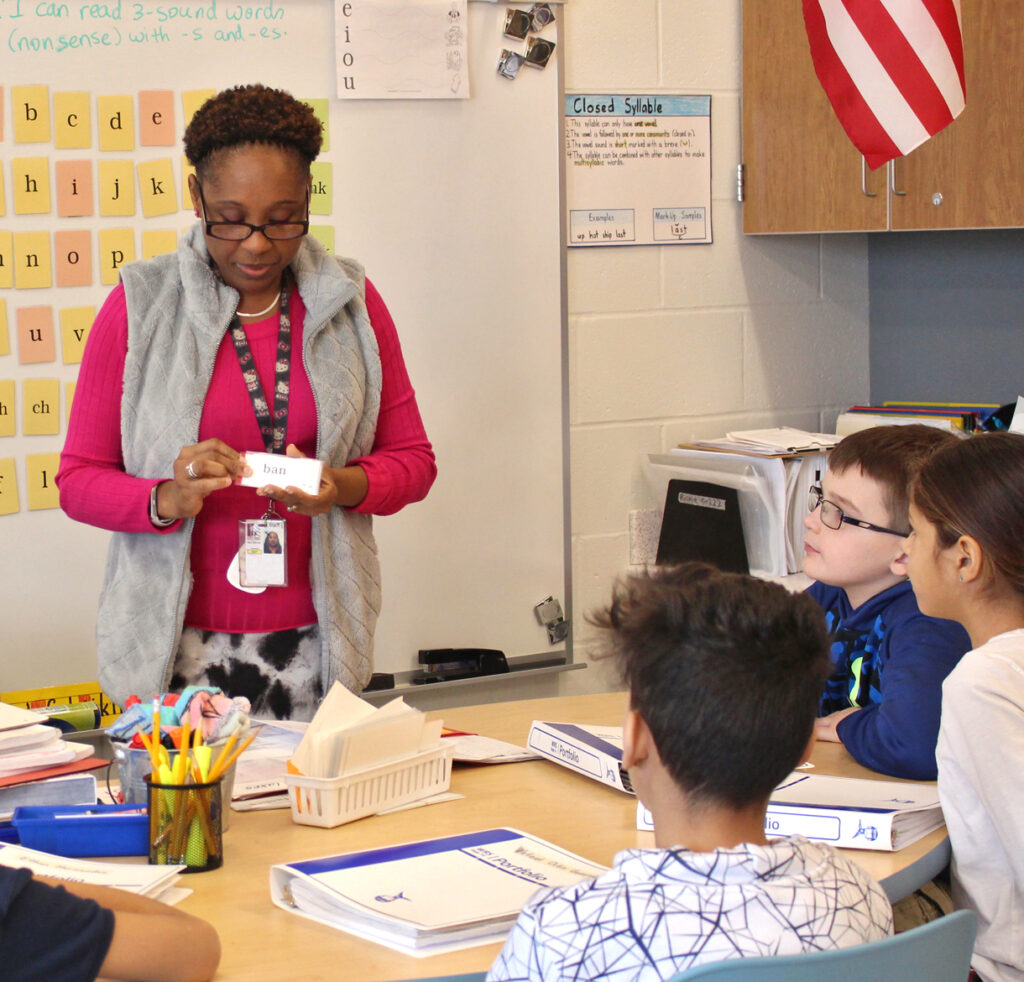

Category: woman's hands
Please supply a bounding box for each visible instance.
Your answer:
[154,439,248,521]
[256,444,368,516]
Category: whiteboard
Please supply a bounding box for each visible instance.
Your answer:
[0,1,567,690]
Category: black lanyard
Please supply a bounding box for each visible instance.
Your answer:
[229,288,291,454]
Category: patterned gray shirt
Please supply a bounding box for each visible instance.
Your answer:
[487,836,892,982]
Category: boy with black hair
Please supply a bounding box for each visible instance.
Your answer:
[487,563,891,982]
[804,424,971,779]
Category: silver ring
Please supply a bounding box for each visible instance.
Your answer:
[287,505,298,512]
[186,461,199,479]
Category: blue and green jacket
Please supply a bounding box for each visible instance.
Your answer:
[807,579,970,780]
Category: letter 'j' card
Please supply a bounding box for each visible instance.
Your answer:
[239,519,287,587]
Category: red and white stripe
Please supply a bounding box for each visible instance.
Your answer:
[803,0,966,169]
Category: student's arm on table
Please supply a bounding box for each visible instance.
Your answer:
[37,876,221,982]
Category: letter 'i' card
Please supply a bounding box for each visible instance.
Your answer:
[656,479,749,574]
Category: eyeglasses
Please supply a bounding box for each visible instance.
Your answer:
[197,184,309,241]
[807,485,909,537]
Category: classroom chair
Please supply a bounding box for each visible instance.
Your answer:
[395,908,976,982]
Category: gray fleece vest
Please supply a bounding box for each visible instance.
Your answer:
[96,224,382,706]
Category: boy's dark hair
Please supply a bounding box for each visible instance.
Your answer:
[590,563,830,809]
[827,424,959,531]
[914,432,1024,599]
[183,84,323,178]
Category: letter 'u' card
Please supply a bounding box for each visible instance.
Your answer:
[238,452,323,497]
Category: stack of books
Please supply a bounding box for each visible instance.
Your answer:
[836,402,1001,435]
[0,703,108,820]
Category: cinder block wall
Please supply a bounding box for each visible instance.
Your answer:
[561,0,870,692]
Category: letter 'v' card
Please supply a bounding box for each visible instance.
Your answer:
[237,452,323,497]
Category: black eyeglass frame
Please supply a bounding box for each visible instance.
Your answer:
[196,183,310,241]
[807,485,909,538]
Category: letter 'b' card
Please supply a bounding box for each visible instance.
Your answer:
[238,452,323,496]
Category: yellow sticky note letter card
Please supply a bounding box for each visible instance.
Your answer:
[12,86,50,144]
[54,92,92,149]
[0,233,13,289]
[310,162,332,217]
[139,90,175,146]
[138,158,177,217]
[142,228,177,259]
[181,155,196,213]
[0,167,6,218]
[309,225,335,255]
[13,232,53,290]
[0,301,8,358]
[25,453,60,511]
[12,158,51,215]
[55,230,93,288]
[0,458,19,517]
[60,306,94,364]
[22,379,60,436]
[17,306,55,365]
[97,95,135,152]
[0,381,14,437]
[304,98,330,152]
[182,89,215,127]
[98,160,135,217]
[98,228,135,285]
[56,160,94,218]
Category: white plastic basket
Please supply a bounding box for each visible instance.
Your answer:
[284,744,454,828]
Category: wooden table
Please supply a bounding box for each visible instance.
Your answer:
[177,692,948,981]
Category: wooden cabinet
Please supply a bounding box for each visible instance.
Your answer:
[742,0,1024,234]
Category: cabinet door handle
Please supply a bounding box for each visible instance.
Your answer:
[889,159,907,196]
[861,157,877,197]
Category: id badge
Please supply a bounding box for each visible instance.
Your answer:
[238,514,287,588]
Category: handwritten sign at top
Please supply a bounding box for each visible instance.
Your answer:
[565,94,713,248]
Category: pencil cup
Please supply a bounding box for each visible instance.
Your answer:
[145,774,223,873]
[114,738,239,830]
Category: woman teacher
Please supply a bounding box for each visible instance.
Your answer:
[58,85,436,720]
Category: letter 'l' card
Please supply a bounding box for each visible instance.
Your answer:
[238,451,323,496]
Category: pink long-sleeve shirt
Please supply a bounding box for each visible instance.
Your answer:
[58,278,436,633]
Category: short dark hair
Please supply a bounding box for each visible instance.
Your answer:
[183,84,323,178]
[913,432,1024,599]
[590,563,830,809]
[828,424,959,530]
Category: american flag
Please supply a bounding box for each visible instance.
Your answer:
[803,0,966,169]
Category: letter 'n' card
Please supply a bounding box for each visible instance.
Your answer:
[238,452,323,497]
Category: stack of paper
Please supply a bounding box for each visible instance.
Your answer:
[290,683,442,779]
[270,828,607,955]
[0,703,101,775]
[696,428,841,454]
[0,841,182,899]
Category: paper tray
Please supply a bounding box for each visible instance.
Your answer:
[284,745,454,829]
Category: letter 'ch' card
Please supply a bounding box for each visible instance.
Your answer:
[237,452,323,497]
[656,479,749,574]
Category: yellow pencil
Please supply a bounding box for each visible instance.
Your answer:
[208,728,260,783]
[207,728,239,782]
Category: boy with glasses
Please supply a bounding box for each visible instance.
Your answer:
[804,424,970,780]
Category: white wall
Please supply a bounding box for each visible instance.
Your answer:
[560,0,871,694]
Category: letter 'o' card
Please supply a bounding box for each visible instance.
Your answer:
[238,452,323,497]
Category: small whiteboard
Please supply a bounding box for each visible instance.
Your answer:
[565,94,712,247]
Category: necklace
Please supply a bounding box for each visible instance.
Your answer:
[237,290,282,319]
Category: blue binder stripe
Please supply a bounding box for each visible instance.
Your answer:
[287,828,522,875]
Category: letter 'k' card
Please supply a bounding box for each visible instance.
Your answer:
[238,452,323,497]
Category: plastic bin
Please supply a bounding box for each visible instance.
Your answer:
[12,803,149,857]
[285,744,454,828]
